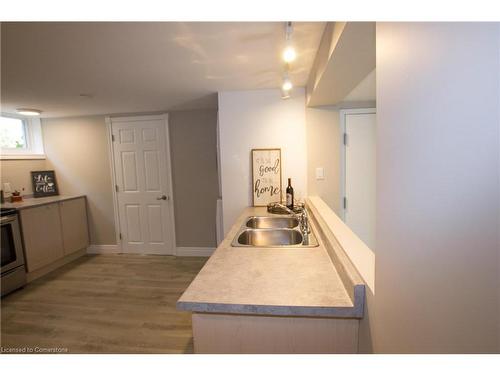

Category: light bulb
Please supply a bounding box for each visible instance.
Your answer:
[282,78,293,92]
[281,88,291,99]
[282,46,296,63]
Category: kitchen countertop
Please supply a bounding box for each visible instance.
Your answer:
[177,206,362,318]
[1,195,86,210]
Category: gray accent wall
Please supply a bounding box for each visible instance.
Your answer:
[2,110,219,249]
[42,116,117,245]
[0,117,117,246]
[169,109,218,248]
[0,116,116,245]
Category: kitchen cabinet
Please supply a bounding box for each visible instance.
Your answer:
[20,203,64,272]
[19,197,89,275]
[60,198,89,255]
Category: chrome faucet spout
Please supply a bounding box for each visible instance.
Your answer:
[273,203,295,216]
[273,203,310,236]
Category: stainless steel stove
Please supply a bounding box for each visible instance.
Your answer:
[1,207,27,296]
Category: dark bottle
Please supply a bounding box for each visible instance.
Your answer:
[286,178,294,210]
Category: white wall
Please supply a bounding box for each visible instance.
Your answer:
[1,159,47,195]
[306,106,341,215]
[359,22,500,353]
[218,89,307,234]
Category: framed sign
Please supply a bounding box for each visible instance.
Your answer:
[251,148,282,206]
[31,170,59,198]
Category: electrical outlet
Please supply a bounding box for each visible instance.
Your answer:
[315,167,325,180]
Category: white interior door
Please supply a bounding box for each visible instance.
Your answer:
[343,110,376,249]
[111,115,175,255]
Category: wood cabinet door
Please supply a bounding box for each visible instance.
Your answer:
[20,203,64,272]
[59,198,89,255]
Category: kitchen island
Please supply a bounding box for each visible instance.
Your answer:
[177,198,366,353]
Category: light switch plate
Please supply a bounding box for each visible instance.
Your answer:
[315,167,325,180]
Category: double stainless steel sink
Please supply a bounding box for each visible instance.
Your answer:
[231,216,319,248]
[246,216,299,229]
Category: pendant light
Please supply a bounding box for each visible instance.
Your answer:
[280,22,295,100]
[282,22,296,63]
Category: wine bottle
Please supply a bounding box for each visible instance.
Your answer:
[286,178,294,210]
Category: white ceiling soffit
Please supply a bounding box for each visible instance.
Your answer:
[306,22,375,107]
[342,68,376,102]
[1,22,325,118]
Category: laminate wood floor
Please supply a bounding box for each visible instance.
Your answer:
[0,254,208,354]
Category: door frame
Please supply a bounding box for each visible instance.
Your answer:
[105,114,176,255]
[339,108,376,221]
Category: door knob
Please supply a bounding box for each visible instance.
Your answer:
[157,195,168,201]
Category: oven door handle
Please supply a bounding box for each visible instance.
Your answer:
[0,215,16,224]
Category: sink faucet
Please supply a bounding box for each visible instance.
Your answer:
[273,203,311,235]
[299,208,311,235]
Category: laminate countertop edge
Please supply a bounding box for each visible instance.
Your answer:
[1,195,86,210]
[176,301,363,318]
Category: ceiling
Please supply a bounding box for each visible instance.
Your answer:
[1,22,325,118]
[306,22,375,107]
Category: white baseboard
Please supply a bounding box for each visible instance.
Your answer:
[87,245,215,257]
[87,244,122,254]
[176,247,215,257]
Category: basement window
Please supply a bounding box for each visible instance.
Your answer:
[0,114,45,159]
